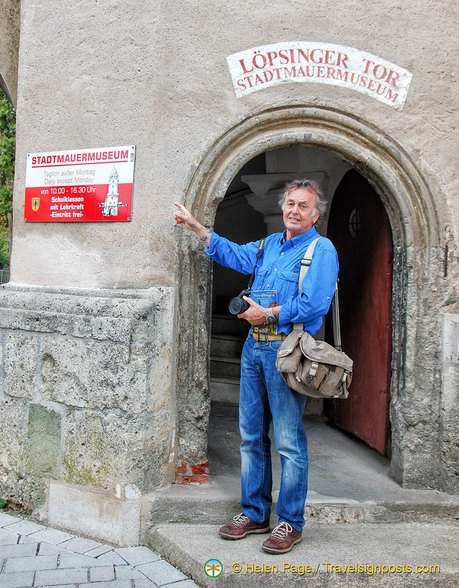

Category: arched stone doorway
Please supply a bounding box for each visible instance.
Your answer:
[175,105,442,489]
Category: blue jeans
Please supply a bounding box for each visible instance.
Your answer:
[239,335,308,532]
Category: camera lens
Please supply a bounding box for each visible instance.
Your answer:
[228,296,249,315]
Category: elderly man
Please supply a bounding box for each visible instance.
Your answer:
[174,179,338,554]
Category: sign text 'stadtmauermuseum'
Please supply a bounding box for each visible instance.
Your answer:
[25,145,136,222]
[227,42,412,108]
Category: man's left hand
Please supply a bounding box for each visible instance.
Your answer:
[237,296,268,325]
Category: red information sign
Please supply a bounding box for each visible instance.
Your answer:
[24,145,136,222]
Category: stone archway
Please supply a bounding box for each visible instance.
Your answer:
[175,104,444,489]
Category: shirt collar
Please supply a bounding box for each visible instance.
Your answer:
[280,225,318,246]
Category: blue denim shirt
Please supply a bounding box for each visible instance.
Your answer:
[206,225,339,336]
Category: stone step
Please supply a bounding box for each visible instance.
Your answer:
[210,356,241,379]
[212,314,250,338]
[211,334,245,358]
[210,377,240,405]
[147,521,459,587]
[147,480,459,529]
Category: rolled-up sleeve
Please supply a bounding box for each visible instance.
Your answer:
[205,232,261,275]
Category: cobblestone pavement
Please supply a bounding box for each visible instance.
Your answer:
[0,512,198,587]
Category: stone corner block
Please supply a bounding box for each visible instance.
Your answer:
[48,481,141,546]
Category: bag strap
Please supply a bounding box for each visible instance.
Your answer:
[297,238,320,295]
[331,283,342,351]
[292,238,320,331]
[246,238,265,290]
[293,237,342,350]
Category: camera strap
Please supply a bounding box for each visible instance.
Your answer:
[246,238,265,290]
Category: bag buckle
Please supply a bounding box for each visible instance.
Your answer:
[306,361,319,385]
[309,361,319,377]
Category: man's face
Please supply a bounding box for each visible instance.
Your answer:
[282,187,321,239]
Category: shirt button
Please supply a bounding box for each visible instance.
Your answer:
[281,252,284,256]
[274,268,277,272]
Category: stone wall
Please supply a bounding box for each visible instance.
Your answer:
[0,284,177,543]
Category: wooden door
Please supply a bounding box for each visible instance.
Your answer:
[324,170,392,455]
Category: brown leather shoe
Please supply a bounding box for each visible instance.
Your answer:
[219,513,270,540]
[262,522,302,554]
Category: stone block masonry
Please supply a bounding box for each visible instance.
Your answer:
[0,284,178,544]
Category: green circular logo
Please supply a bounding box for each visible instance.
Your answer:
[204,559,223,578]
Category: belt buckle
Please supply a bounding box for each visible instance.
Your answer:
[252,329,267,342]
[251,328,285,342]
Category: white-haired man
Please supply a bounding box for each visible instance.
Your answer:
[174,179,338,554]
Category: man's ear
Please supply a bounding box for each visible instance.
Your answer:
[312,210,321,224]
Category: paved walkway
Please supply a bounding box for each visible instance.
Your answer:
[0,511,198,588]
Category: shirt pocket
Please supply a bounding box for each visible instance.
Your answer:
[278,270,300,284]
[255,267,270,281]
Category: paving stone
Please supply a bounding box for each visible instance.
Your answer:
[84,544,114,558]
[37,542,62,555]
[60,536,105,554]
[132,579,161,587]
[115,546,161,566]
[0,513,19,526]
[58,551,113,569]
[88,564,115,581]
[4,553,58,573]
[0,528,20,545]
[79,582,133,588]
[29,527,75,545]
[0,570,35,588]
[136,560,188,585]
[34,566,89,585]
[96,550,130,565]
[0,542,38,558]
[115,564,145,580]
[18,534,40,544]
[3,519,46,535]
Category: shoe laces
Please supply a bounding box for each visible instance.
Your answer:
[232,513,250,527]
[271,522,293,538]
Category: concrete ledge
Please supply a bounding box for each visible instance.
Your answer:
[47,482,142,546]
[148,522,459,587]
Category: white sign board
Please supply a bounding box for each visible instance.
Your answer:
[227,42,412,109]
[25,145,136,222]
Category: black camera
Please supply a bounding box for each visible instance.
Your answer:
[228,289,251,315]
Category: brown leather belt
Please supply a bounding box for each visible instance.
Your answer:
[251,329,287,342]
